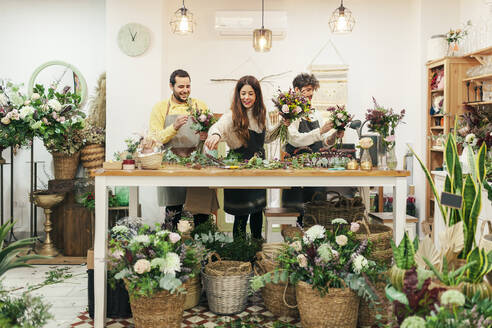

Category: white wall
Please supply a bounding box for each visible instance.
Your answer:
[0,0,105,235]
[460,0,492,23]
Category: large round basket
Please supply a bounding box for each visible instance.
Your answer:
[255,262,299,318]
[303,191,365,228]
[296,281,359,328]
[138,153,162,170]
[124,282,185,328]
[80,144,105,170]
[462,281,492,300]
[52,151,80,180]
[202,253,252,315]
[261,243,285,262]
[281,226,304,241]
[183,276,201,310]
[355,221,393,251]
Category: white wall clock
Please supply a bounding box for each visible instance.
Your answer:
[117,23,151,57]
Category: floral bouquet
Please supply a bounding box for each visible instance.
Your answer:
[446,21,471,46]
[252,219,377,299]
[271,88,312,143]
[28,84,85,155]
[365,97,405,150]
[0,80,34,153]
[187,101,217,133]
[109,223,201,298]
[327,105,353,131]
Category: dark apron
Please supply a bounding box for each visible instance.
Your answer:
[283,118,325,211]
[224,130,267,216]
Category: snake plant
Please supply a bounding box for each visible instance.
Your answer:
[423,256,475,286]
[409,125,488,258]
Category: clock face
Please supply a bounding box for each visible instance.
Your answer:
[117,23,151,57]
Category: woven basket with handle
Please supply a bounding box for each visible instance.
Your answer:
[303,191,365,228]
[202,253,252,315]
[51,151,80,180]
[138,153,162,170]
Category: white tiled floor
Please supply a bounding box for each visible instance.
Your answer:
[2,265,88,328]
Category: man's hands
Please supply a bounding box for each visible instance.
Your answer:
[173,115,188,130]
[320,121,334,134]
[205,134,220,150]
[199,132,208,141]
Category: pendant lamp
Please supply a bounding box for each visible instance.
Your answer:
[328,0,355,34]
[253,0,272,52]
[170,0,194,35]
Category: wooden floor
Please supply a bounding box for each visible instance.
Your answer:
[26,255,86,265]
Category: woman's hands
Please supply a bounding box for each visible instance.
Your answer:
[205,134,220,150]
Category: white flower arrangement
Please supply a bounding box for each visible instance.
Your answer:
[131,234,150,245]
[134,259,151,274]
[352,254,368,274]
[318,243,334,262]
[335,234,348,246]
[112,225,130,235]
[440,290,465,307]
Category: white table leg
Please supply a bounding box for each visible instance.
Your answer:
[129,186,139,217]
[393,177,407,244]
[94,176,108,328]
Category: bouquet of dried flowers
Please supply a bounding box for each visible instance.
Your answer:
[271,88,312,143]
[327,105,353,131]
[365,97,405,150]
[0,80,35,151]
[80,125,105,145]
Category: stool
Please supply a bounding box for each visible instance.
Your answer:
[369,212,419,240]
[264,207,299,243]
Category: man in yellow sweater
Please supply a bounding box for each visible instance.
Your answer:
[149,69,217,229]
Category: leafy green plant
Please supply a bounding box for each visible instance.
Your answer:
[409,130,488,258]
[385,267,444,325]
[391,232,416,270]
[0,290,53,328]
[424,256,475,286]
[0,221,46,277]
[464,247,492,284]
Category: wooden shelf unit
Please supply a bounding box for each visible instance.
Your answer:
[425,57,474,220]
[463,73,492,82]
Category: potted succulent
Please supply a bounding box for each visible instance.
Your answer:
[120,137,139,170]
[109,223,200,328]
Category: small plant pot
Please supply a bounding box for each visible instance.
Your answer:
[122,159,135,170]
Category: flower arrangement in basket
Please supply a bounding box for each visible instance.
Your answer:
[271,88,312,143]
[0,80,34,160]
[252,220,378,328]
[136,132,163,170]
[28,84,85,155]
[109,223,202,327]
[366,97,405,150]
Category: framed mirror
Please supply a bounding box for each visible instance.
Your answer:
[28,60,88,106]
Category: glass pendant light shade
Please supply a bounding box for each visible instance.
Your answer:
[329,0,355,34]
[253,28,272,52]
[253,0,272,52]
[170,1,194,35]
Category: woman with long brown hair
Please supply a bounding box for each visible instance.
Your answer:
[205,75,284,240]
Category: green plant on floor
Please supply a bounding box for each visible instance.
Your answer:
[0,287,53,328]
[423,257,475,286]
[409,129,489,259]
[464,247,492,284]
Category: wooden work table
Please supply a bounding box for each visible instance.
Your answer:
[93,166,409,327]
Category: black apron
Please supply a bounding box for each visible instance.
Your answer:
[224,129,267,216]
[282,118,325,211]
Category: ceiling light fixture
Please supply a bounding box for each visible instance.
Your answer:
[170,0,194,35]
[253,0,272,52]
[329,0,355,34]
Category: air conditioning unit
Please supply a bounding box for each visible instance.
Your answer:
[215,11,287,38]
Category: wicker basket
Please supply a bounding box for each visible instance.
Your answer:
[296,281,359,328]
[202,253,252,315]
[125,281,185,328]
[355,221,393,252]
[80,144,105,170]
[261,243,286,262]
[51,151,80,180]
[138,153,162,170]
[103,161,123,170]
[255,262,299,318]
[303,191,365,228]
[183,276,201,310]
[462,281,492,299]
[281,226,304,241]
[369,248,394,266]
